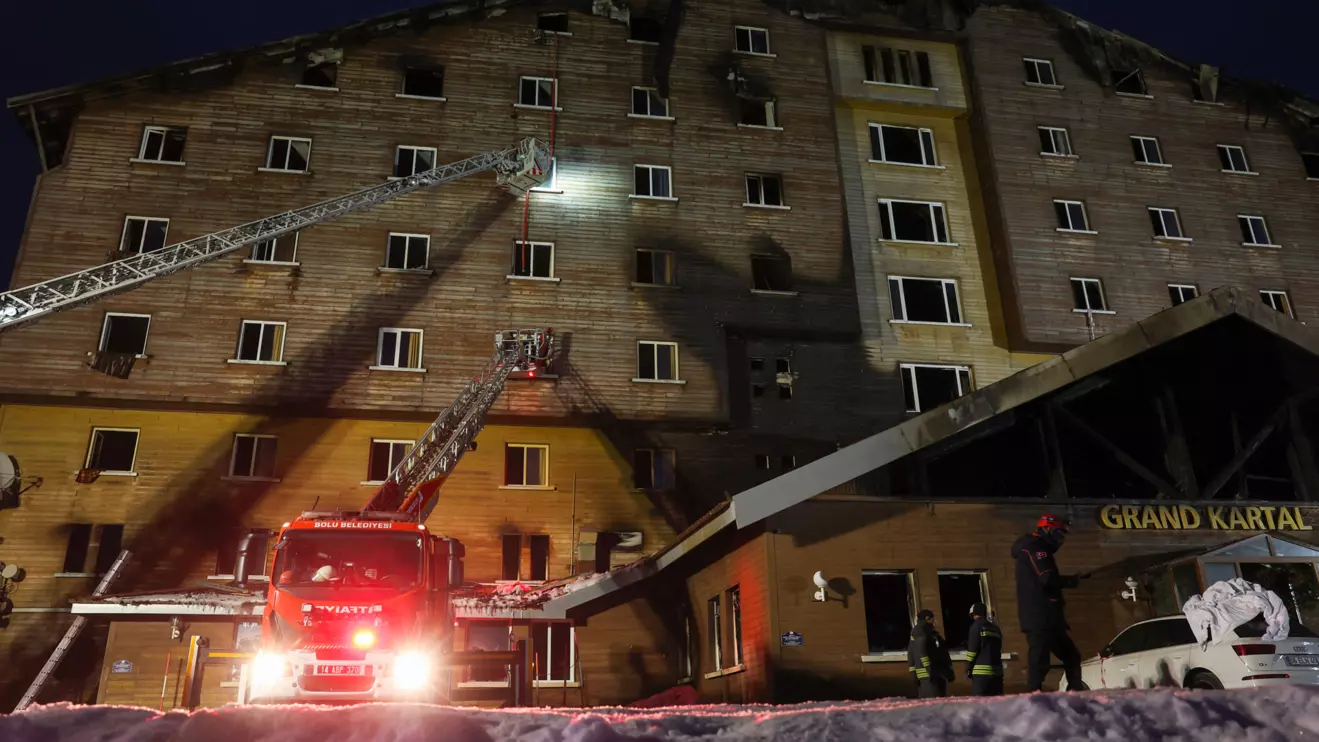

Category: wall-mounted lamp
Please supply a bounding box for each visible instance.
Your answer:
[169,616,183,640]
[1121,577,1140,602]
[812,571,830,602]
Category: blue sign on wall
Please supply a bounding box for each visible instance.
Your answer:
[781,631,804,647]
[111,660,133,674]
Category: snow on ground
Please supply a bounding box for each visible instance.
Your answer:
[6,687,1319,742]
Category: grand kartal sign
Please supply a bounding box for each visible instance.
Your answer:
[1098,504,1314,531]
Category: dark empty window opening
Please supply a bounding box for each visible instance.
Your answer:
[1112,68,1147,95]
[751,383,766,397]
[870,124,937,166]
[751,255,792,292]
[750,357,764,372]
[230,434,278,479]
[862,571,913,653]
[100,313,150,356]
[632,87,669,118]
[754,454,771,470]
[738,99,775,128]
[635,249,675,286]
[633,449,676,490]
[137,126,187,163]
[745,174,784,206]
[538,13,569,33]
[402,67,445,98]
[512,241,554,278]
[937,572,986,651]
[529,535,550,582]
[630,17,664,43]
[502,534,522,580]
[901,364,972,413]
[879,200,949,243]
[776,358,790,374]
[300,62,338,89]
[778,383,792,400]
[62,524,92,573]
[862,45,878,82]
[93,524,125,575]
[1168,284,1198,306]
[876,48,932,87]
[1303,153,1319,180]
[888,277,961,324]
[86,428,138,473]
[595,532,619,573]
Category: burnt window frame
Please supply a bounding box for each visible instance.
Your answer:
[98,312,151,357]
[85,427,140,475]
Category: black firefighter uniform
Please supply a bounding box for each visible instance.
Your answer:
[965,616,1005,696]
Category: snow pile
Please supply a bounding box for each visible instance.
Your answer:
[8,687,1319,741]
[84,586,264,608]
[454,570,616,615]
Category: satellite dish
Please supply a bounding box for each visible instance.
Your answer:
[0,454,16,492]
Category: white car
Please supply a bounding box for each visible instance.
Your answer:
[1061,615,1319,691]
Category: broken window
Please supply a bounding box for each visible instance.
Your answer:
[634,448,676,490]
[635,248,675,286]
[862,45,879,82]
[386,233,430,270]
[1070,277,1108,312]
[229,434,277,479]
[299,62,338,89]
[1168,284,1198,306]
[63,524,125,575]
[1148,208,1185,239]
[745,173,785,207]
[1111,68,1147,95]
[1261,290,1293,317]
[99,313,150,356]
[1053,200,1091,232]
[900,364,972,412]
[631,87,670,118]
[636,341,679,381]
[235,320,286,363]
[529,535,550,582]
[537,12,569,34]
[501,535,522,580]
[376,328,424,370]
[1131,136,1165,166]
[734,26,771,55]
[511,241,554,279]
[888,276,961,324]
[251,233,298,264]
[878,199,950,244]
[265,136,311,172]
[1023,57,1057,86]
[1303,152,1319,180]
[751,254,792,292]
[1218,144,1252,173]
[862,571,915,652]
[875,47,933,87]
[136,126,186,163]
[869,123,937,166]
[532,622,576,683]
[367,439,412,483]
[738,99,777,128]
[633,165,673,198]
[629,17,664,43]
[86,428,139,474]
[394,145,436,178]
[518,76,558,108]
[504,444,548,487]
[61,524,92,574]
[1038,127,1073,157]
[119,216,169,254]
[937,571,988,651]
[1239,215,1275,246]
[401,67,445,99]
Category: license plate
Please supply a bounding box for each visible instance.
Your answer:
[313,664,366,676]
[1285,655,1319,667]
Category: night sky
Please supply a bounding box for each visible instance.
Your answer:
[1,0,1315,288]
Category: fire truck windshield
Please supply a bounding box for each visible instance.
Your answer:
[274,531,423,592]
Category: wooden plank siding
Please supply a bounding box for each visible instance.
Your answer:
[683,529,772,703]
[97,621,238,708]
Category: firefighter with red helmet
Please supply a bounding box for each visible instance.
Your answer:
[1011,514,1088,692]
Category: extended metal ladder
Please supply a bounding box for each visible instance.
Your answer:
[0,138,549,334]
[14,549,130,712]
[362,329,554,521]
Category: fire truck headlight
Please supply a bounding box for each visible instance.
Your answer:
[352,628,376,649]
[252,651,290,686]
[393,651,431,691]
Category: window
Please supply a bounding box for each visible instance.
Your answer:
[872,47,933,87]
[1148,207,1186,239]
[226,434,276,479]
[754,454,771,469]
[1218,145,1252,173]
[394,146,437,178]
[707,595,724,670]
[878,199,951,244]
[299,62,338,89]
[136,126,186,163]
[537,12,569,33]
[529,535,550,582]
[235,320,286,363]
[1053,200,1092,232]
[635,248,675,287]
[385,233,430,270]
[870,124,937,166]
[1261,290,1294,317]
[888,276,962,324]
[900,364,973,413]
[1238,215,1276,247]
[1168,284,1198,306]
[85,428,139,475]
[501,535,522,580]
[61,524,124,575]
[1128,136,1164,166]
[727,587,744,667]
[862,570,915,653]
[93,527,125,573]
[532,623,576,683]
[629,17,664,43]
[401,67,445,99]
[464,622,513,684]
[745,173,785,207]
[518,77,558,109]
[636,341,679,381]
[119,217,169,254]
[734,26,771,55]
[751,255,792,292]
[1070,277,1108,313]
[631,87,670,118]
[62,524,92,574]
[1112,68,1147,96]
[1304,152,1319,180]
[251,233,298,264]
[367,439,413,483]
[264,136,312,172]
[1023,57,1057,86]
[633,165,673,199]
[504,443,548,487]
[937,571,988,651]
[511,241,555,279]
[633,449,676,490]
[780,454,796,469]
[376,328,424,370]
[99,313,150,356]
[738,99,778,128]
[1038,127,1073,157]
[214,529,271,579]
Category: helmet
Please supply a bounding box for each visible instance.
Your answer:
[969,602,988,617]
[1037,514,1070,533]
[916,608,935,621]
[312,565,338,583]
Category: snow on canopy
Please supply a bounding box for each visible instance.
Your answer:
[6,687,1319,741]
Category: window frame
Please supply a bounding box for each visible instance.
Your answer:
[504,443,550,488]
[936,570,991,652]
[635,340,681,383]
[531,622,578,686]
[744,173,787,209]
[536,12,571,35]
[733,25,773,56]
[119,216,170,254]
[1303,152,1319,181]
[373,327,426,372]
[262,136,313,173]
[384,232,432,271]
[509,240,557,281]
[297,62,339,90]
[459,621,514,688]
[868,47,934,89]
[98,312,152,357]
[630,86,672,120]
[727,586,744,668]
[899,363,974,413]
[1217,144,1255,175]
[1130,136,1167,167]
[1238,214,1278,247]
[1053,199,1094,234]
[877,198,953,245]
[861,569,917,655]
[887,276,965,326]
[1148,207,1189,241]
[85,427,141,476]
[1168,283,1199,306]
[228,433,279,481]
[1260,290,1294,318]
[248,232,299,265]
[1112,68,1149,97]
[1022,57,1059,87]
[231,320,287,365]
[737,99,780,130]
[393,145,438,179]
[399,66,446,100]
[1070,277,1112,314]
[632,164,675,200]
[750,254,794,293]
[134,125,187,164]
[869,123,939,167]
[633,448,676,491]
[364,439,414,485]
[708,595,724,672]
[1037,126,1074,158]
[516,76,560,110]
[634,248,677,288]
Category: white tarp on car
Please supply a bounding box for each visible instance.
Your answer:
[1182,577,1290,646]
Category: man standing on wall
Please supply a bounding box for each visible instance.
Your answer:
[908,608,954,698]
[1012,514,1087,692]
[964,602,1004,696]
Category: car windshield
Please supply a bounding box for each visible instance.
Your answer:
[1234,614,1318,638]
[274,531,423,592]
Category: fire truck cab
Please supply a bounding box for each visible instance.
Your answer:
[248,511,464,704]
